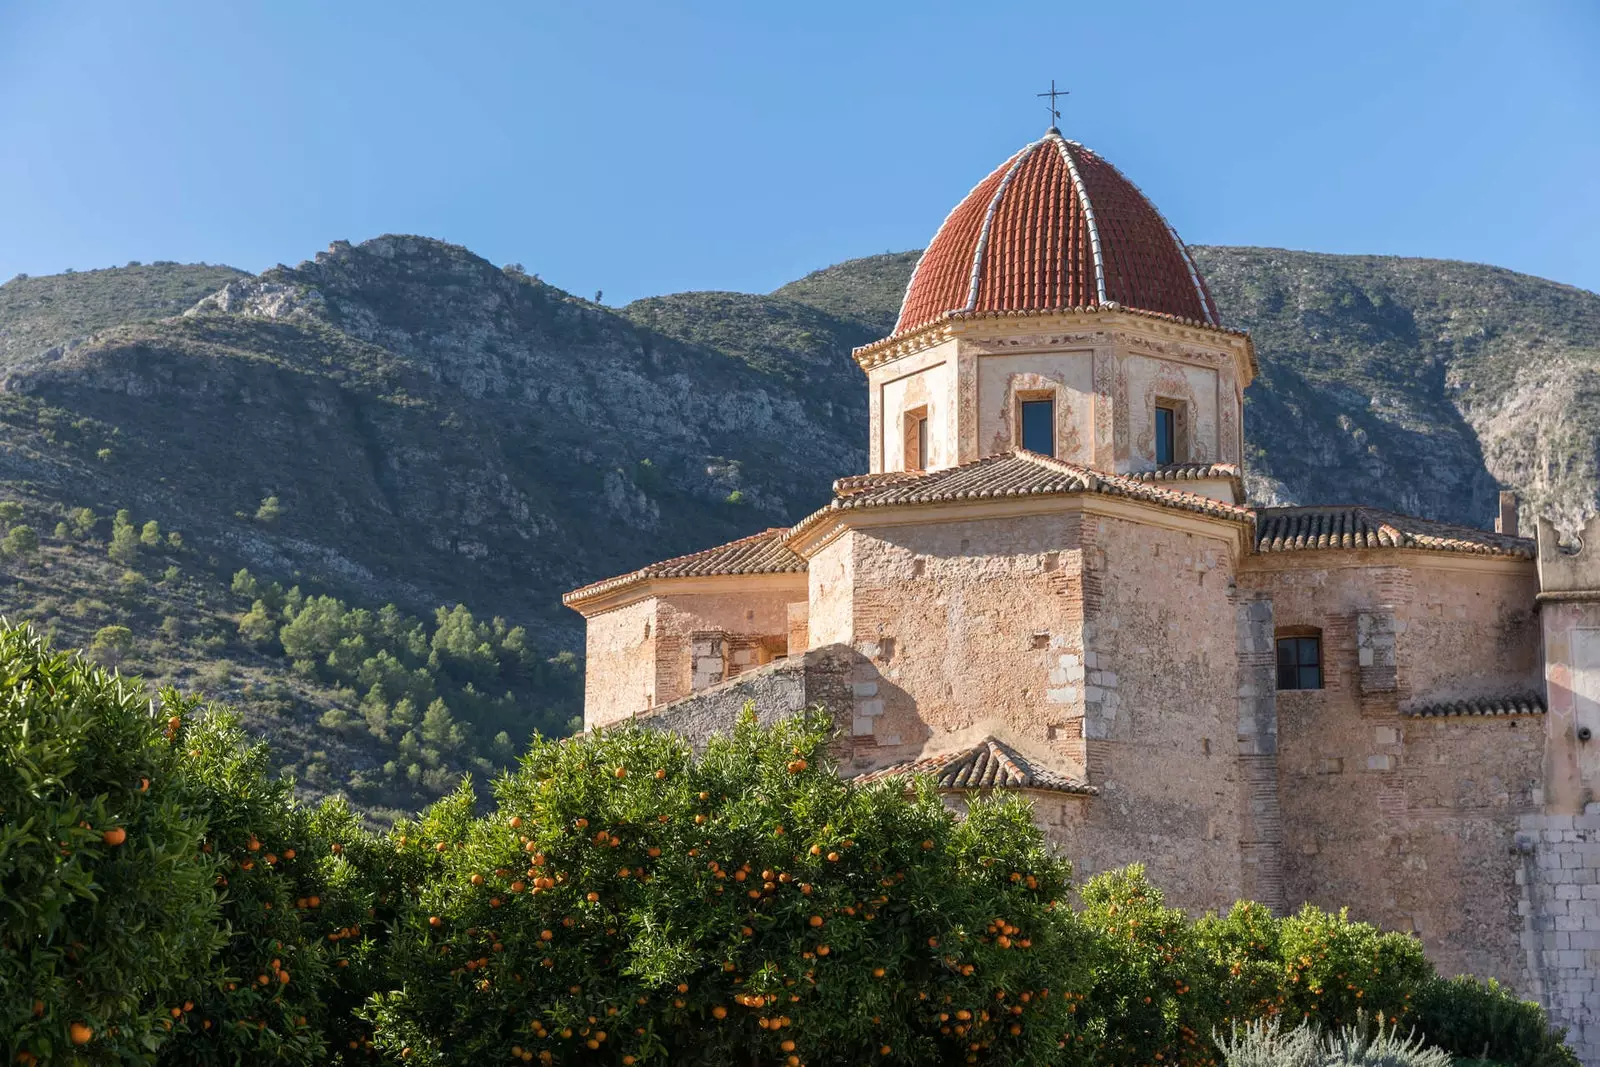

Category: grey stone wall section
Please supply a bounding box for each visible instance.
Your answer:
[1237,596,1286,913]
[1517,810,1600,1066]
[629,645,856,754]
[1357,611,1398,694]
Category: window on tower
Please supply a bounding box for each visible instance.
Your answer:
[1155,404,1176,465]
[902,407,929,470]
[1020,399,1054,456]
[1276,631,1323,691]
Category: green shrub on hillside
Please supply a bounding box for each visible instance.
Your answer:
[0,627,225,1064]
[227,569,579,797]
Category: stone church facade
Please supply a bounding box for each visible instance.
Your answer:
[565,128,1600,1060]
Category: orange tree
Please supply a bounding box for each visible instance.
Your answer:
[1077,868,1434,1066]
[0,626,225,1065]
[152,704,338,1065]
[362,708,1100,1066]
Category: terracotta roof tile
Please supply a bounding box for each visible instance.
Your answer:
[1403,694,1547,718]
[894,131,1218,337]
[790,451,1252,543]
[1127,463,1242,484]
[854,736,1096,796]
[563,528,805,606]
[832,471,921,498]
[1252,507,1534,559]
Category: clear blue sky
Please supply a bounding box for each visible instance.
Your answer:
[2,1,1596,304]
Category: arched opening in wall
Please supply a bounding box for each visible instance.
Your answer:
[1276,626,1323,691]
[902,406,929,471]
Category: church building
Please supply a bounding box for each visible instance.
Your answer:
[564,127,1600,1060]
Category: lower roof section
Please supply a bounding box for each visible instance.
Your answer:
[852,735,1097,797]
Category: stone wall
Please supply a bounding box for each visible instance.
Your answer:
[801,501,1248,912]
[631,644,857,754]
[1238,552,1543,985]
[1517,810,1600,1064]
[582,597,657,728]
[1069,509,1247,912]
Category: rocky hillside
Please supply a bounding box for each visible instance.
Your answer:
[1,238,1595,820]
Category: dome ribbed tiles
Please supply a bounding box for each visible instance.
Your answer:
[894,131,1219,336]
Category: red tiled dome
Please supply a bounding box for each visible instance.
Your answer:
[895,129,1220,335]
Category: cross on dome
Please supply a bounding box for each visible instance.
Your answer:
[1036,79,1068,131]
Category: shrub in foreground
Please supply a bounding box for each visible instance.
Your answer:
[0,627,223,1064]
[1216,1014,1451,1067]
[363,710,1099,1066]
[1413,975,1579,1067]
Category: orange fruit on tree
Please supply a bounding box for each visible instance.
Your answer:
[101,827,126,847]
[68,1023,93,1045]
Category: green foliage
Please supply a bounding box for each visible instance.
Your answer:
[229,570,579,800]
[90,624,134,664]
[0,626,225,1064]
[67,507,96,539]
[0,500,23,525]
[108,513,140,564]
[1412,975,1579,1067]
[140,520,162,547]
[1076,870,1432,1066]
[256,495,284,523]
[363,707,1096,1066]
[3,524,39,557]
[1216,1014,1452,1067]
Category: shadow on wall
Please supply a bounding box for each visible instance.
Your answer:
[627,643,918,768]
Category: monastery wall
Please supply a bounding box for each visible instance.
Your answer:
[973,350,1094,463]
[1063,509,1247,912]
[868,339,958,472]
[1120,352,1220,468]
[1238,553,1543,985]
[580,582,804,730]
[582,597,658,728]
[652,586,800,707]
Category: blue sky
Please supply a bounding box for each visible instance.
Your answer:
[2,1,1596,303]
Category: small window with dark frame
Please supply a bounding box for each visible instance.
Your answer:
[916,414,929,470]
[1155,404,1177,465]
[1020,398,1054,456]
[1276,634,1323,691]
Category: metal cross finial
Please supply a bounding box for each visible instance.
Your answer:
[1037,79,1068,129]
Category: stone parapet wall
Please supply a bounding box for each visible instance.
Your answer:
[1518,811,1600,1065]
[630,645,857,754]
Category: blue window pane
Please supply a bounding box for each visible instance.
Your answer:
[1020,400,1054,456]
[1155,406,1175,465]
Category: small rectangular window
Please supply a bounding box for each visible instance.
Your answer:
[1020,399,1054,456]
[916,415,929,470]
[1276,635,1323,691]
[1155,405,1176,465]
[902,407,929,471]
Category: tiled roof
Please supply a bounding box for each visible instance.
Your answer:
[854,736,1096,796]
[563,528,805,606]
[832,471,920,498]
[792,451,1251,541]
[894,130,1219,337]
[1403,695,1547,718]
[1127,463,1242,484]
[1252,507,1535,559]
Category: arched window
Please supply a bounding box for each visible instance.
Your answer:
[1276,627,1323,691]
